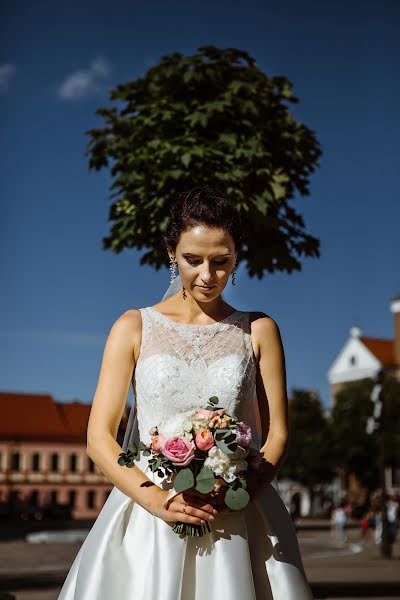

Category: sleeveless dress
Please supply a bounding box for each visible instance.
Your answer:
[58,306,313,600]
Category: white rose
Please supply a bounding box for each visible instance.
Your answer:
[158,413,192,437]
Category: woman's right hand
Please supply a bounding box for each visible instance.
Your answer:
[149,487,218,526]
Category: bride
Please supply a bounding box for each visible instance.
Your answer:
[58,185,313,599]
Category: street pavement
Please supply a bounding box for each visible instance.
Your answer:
[0,521,399,599]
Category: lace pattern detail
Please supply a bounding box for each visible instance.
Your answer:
[133,306,257,444]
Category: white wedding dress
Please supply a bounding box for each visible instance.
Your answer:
[58,306,313,599]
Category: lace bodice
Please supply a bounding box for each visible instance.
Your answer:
[132,306,257,444]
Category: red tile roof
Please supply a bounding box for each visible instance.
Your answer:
[0,392,130,443]
[360,337,396,368]
[0,392,90,442]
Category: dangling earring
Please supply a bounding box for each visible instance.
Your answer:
[169,255,177,284]
[182,286,187,300]
[231,260,237,286]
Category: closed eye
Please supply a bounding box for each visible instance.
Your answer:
[186,259,227,266]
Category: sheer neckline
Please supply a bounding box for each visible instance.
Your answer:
[147,305,242,328]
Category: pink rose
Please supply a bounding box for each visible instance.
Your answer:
[151,434,166,454]
[195,429,215,452]
[162,436,196,467]
[235,422,252,448]
[194,408,215,420]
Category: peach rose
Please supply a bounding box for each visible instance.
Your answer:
[195,429,215,452]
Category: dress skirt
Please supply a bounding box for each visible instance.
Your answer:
[58,454,313,599]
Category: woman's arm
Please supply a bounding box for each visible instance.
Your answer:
[86,310,161,510]
[250,314,289,488]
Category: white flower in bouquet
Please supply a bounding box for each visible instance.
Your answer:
[204,446,230,475]
[204,446,248,483]
[158,412,193,438]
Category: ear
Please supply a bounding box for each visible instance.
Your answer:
[167,248,175,262]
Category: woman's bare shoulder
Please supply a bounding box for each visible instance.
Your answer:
[107,309,143,361]
[248,311,282,360]
[110,308,142,331]
[249,311,279,331]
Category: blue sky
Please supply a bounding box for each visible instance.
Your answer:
[0,0,399,409]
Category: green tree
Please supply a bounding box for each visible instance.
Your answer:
[86,45,322,278]
[330,379,380,489]
[374,374,400,470]
[280,390,334,488]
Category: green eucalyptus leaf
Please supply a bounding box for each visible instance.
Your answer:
[208,396,219,405]
[214,428,230,439]
[195,466,215,494]
[174,468,195,493]
[224,487,250,510]
[215,438,235,455]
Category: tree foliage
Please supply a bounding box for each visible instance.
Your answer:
[381,374,400,463]
[329,375,400,489]
[86,46,322,278]
[330,379,379,488]
[280,389,334,487]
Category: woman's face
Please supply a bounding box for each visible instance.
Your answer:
[170,225,236,301]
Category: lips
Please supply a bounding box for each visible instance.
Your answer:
[197,285,215,290]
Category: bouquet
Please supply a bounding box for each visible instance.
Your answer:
[118,396,258,537]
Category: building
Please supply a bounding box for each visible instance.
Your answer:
[327,295,400,402]
[327,294,400,494]
[0,392,129,519]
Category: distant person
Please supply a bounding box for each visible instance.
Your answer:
[331,501,347,543]
[374,509,382,544]
[387,495,399,545]
[360,510,374,543]
[360,511,370,541]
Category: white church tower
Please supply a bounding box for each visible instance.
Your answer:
[327,295,400,405]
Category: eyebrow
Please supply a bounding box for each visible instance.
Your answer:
[183,253,232,258]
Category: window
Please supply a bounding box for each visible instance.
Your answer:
[51,453,59,472]
[88,457,95,473]
[29,490,39,505]
[87,490,95,509]
[104,490,111,503]
[32,453,40,472]
[68,490,76,507]
[11,452,21,471]
[349,355,357,367]
[69,453,78,472]
[50,490,58,504]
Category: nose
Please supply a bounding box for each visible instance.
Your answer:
[200,262,213,283]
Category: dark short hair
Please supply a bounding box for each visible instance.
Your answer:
[163,185,243,253]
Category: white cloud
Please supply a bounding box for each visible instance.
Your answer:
[58,57,111,100]
[0,63,16,93]
[91,57,111,78]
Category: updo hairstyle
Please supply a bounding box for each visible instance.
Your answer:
[163,185,243,253]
